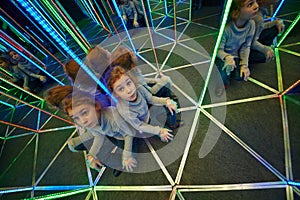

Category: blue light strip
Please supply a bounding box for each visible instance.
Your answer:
[111,0,136,53]
[0,100,14,109]
[287,181,300,187]
[34,1,66,40]
[93,0,112,32]
[10,0,68,58]
[272,0,286,18]
[0,16,47,58]
[16,0,116,102]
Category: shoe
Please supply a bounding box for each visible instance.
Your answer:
[169,120,184,130]
[112,169,122,177]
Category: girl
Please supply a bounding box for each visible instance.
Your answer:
[110,45,173,98]
[119,0,139,29]
[8,50,47,91]
[250,0,284,63]
[216,0,258,95]
[64,45,111,94]
[45,85,137,172]
[106,66,177,143]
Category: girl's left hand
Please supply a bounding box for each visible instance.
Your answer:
[276,19,285,34]
[166,99,177,115]
[240,65,250,81]
[122,156,137,172]
[133,20,139,28]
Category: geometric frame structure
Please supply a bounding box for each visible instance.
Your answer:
[0,0,299,199]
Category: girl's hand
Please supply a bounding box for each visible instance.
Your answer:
[240,65,250,81]
[133,20,139,27]
[159,128,173,142]
[86,154,103,171]
[122,156,137,172]
[122,15,128,22]
[166,99,177,115]
[275,19,285,34]
[223,55,236,75]
[265,47,274,62]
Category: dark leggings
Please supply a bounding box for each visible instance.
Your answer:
[215,57,244,86]
[249,26,279,64]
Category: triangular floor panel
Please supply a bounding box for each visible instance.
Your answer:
[37,146,89,186]
[0,134,36,188]
[279,51,300,91]
[181,116,281,185]
[286,94,300,181]
[224,98,285,175]
[179,189,286,200]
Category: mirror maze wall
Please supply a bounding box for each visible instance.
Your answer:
[0,0,299,199]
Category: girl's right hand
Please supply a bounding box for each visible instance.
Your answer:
[87,155,103,171]
[223,55,236,75]
[159,128,173,142]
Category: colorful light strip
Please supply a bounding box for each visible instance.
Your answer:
[0,34,64,86]
[0,9,64,66]
[46,0,90,53]
[111,0,136,52]
[276,11,300,47]
[272,0,286,18]
[9,0,69,58]
[16,0,116,102]
[198,0,232,106]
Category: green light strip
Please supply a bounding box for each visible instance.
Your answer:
[29,2,65,43]
[41,0,89,53]
[276,12,300,47]
[279,42,300,48]
[248,77,280,94]
[26,188,91,200]
[278,47,300,57]
[54,0,91,49]
[198,0,233,107]
[275,48,284,92]
[0,77,43,101]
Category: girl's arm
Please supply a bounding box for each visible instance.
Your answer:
[88,134,106,159]
[217,26,231,60]
[239,20,256,67]
[122,135,137,172]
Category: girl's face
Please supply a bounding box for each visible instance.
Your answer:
[113,74,137,102]
[68,103,100,129]
[239,0,259,21]
[9,51,20,61]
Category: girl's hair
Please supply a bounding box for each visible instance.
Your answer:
[45,85,101,115]
[105,65,127,92]
[111,46,137,71]
[64,60,80,82]
[230,0,246,21]
[0,57,10,68]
